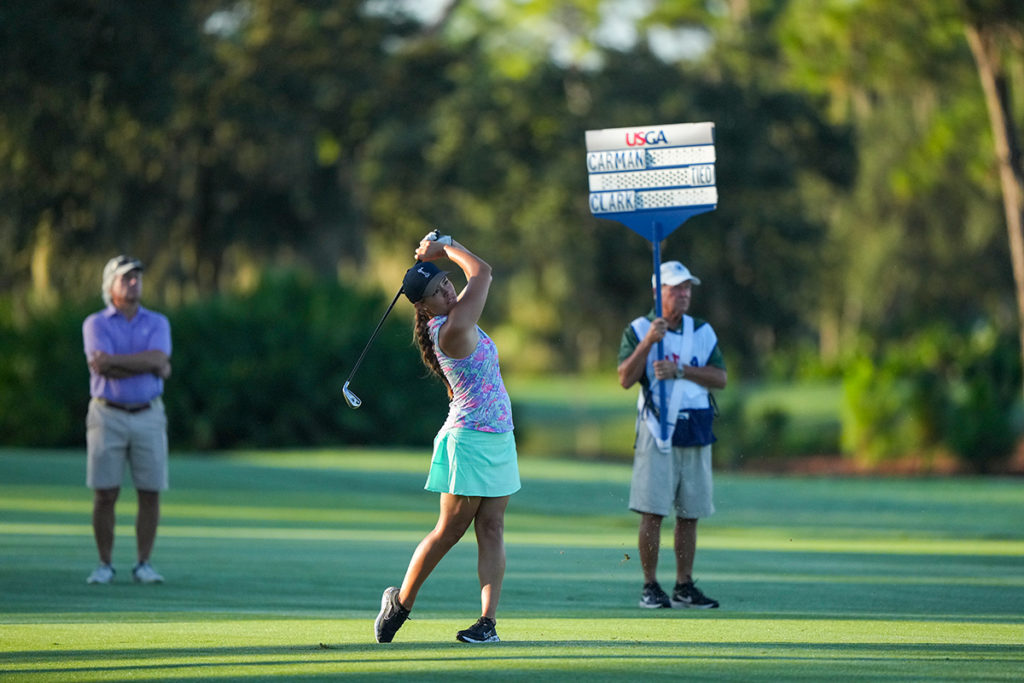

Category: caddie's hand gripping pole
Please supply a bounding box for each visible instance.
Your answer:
[652,221,668,441]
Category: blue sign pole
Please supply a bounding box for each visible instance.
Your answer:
[651,221,668,441]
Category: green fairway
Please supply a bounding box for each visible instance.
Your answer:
[1,449,1022,681]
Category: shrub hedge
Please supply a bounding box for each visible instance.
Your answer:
[2,280,1018,473]
[0,272,448,450]
[840,322,1020,472]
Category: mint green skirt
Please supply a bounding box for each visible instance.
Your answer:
[426,428,521,497]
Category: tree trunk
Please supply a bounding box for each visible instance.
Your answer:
[965,23,1024,396]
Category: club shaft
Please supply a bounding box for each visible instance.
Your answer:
[345,286,404,385]
[345,247,432,392]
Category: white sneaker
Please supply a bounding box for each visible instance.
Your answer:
[132,561,164,584]
[87,564,115,584]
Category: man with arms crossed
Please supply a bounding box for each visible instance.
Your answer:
[83,256,172,585]
[617,260,726,609]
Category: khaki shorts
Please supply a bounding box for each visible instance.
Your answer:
[628,423,714,519]
[86,397,169,491]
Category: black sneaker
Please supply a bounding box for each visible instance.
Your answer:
[638,581,672,608]
[456,616,500,643]
[671,580,719,608]
[374,587,410,643]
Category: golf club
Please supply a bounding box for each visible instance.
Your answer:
[342,285,403,409]
[343,230,440,409]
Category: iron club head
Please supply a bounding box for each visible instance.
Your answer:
[342,381,362,409]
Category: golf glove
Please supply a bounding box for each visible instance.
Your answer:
[423,230,453,246]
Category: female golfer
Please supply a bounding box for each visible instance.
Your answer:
[373,233,520,644]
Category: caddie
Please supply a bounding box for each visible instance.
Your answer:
[616,260,727,609]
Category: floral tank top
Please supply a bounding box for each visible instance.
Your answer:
[428,316,514,433]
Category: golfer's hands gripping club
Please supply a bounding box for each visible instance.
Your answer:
[416,229,453,262]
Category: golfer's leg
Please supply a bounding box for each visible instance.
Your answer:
[473,496,510,619]
[400,493,478,609]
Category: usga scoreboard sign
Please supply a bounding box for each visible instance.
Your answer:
[585,122,717,241]
[586,121,718,443]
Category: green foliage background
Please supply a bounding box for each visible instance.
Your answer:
[841,322,1020,472]
[1,1,1022,467]
[0,277,448,451]
[1,278,1017,472]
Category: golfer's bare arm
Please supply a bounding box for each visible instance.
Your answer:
[416,238,492,359]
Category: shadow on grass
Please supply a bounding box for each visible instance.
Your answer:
[5,640,1023,677]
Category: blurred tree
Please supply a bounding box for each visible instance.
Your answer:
[961,0,1024,394]
[0,1,438,303]
[0,1,196,305]
[775,0,1022,368]
[146,0,434,294]
[2,0,1016,387]
[363,0,855,373]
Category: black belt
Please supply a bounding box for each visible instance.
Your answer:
[96,398,152,413]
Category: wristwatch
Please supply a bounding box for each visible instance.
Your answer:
[675,365,686,379]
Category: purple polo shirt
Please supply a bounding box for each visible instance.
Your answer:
[82,305,172,404]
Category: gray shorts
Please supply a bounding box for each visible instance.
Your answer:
[629,423,714,519]
[86,397,169,491]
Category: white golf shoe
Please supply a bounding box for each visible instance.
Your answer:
[86,563,115,584]
[131,561,164,584]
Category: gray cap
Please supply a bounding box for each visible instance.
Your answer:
[102,255,144,305]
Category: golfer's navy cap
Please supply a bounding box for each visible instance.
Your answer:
[403,262,448,303]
